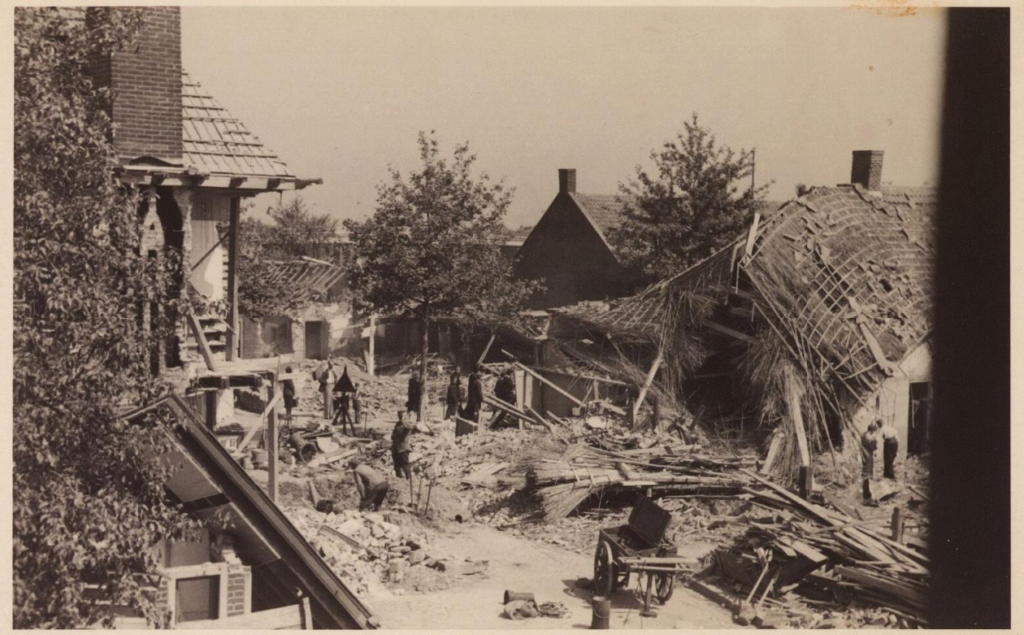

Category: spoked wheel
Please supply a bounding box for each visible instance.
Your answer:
[593,541,616,598]
[655,572,675,604]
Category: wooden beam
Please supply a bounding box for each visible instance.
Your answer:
[226,198,240,361]
[509,359,583,407]
[743,211,762,258]
[186,313,218,371]
[701,318,757,344]
[268,380,279,503]
[784,366,811,468]
[632,349,664,424]
[365,315,376,376]
[476,332,496,366]
[237,393,281,453]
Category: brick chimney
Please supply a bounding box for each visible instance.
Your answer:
[87,7,182,165]
[850,150,884,190]
[558,169,577,194]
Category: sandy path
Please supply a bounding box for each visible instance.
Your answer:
[366,522,738,630]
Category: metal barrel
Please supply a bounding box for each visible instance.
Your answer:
[503,591,535,604]
[591,596,611,629]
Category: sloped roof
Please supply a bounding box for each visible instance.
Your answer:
[554,183,936,397]
[182,70,294,179]
[746,184,936,391]
[571,194,629,236]
[265,257,347,306]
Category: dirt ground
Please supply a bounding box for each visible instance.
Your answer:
[366,521,738,630]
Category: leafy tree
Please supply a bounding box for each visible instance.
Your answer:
[344,132,538,420]
[14,7,195,628]
[611,114,772,282]
[237,197,342,318]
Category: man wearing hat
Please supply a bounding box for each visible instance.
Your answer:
[349,457,389,512]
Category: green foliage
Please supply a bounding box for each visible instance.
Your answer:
[611,113,772,282]
[237,197,341,318]
[343,132,539,325]
[14,7,195,628]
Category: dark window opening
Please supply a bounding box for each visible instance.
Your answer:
[908,381,932,455]
[175,575,219,623]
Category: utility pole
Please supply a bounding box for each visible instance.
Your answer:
[750,148,757,194]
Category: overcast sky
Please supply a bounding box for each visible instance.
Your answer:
[181,7,947,228]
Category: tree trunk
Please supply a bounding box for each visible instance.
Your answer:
[419,314,429,423]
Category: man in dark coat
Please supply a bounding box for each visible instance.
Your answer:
[445,373,462,421]
[391,411,414,479]
[407,371,423,421]
[491,368,517,428]
[282,366,297,421]
[464,366,484,423]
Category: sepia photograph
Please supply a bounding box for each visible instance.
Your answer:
[9,2,1011,630]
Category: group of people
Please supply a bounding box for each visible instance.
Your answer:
[347,409,417,512]
[440,366,485,422]
[860,418,900,504]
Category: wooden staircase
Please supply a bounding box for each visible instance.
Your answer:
[182,314,232,369]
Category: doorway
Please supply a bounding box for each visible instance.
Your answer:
[908,382,932,455]
[305,321,329,360]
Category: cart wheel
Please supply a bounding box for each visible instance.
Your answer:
[655,573,675,604]
[593,541,615,598]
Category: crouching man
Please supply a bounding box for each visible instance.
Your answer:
[349,457,389,512]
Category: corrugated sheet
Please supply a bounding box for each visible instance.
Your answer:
[182,70,294,178]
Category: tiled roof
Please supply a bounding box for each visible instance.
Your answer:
[571,193,629,237]
[182,70,294,179]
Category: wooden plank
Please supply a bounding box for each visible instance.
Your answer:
[632,350,664,424]
[784,367,811,468]
[743,211,762,258]
[187,312,218,372]
[823,491,864,521]
[307,448,357,469]
[268,381,278,503]
[237,393,282,453]
[510,360,583,407]
[226,197,240,361]
[834,565,926,607]
[477,333,496,366]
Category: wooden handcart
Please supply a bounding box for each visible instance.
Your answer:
[593,494,687,617]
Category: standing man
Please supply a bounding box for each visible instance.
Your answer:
[465,365,484,423]
[281,366,297,423]
[407,371,423,422]
[349,457,390,511]
[351,383,363,434]
[491,368,517,428]
[391,411,414,480]
[320,361,336,421]
[861,422,879,504]
[880,420,899,480]
[445,372,462,421]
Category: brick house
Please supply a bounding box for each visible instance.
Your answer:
[85,7,320,376]
[513,169,642,309]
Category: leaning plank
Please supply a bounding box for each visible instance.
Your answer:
[237,393,282,453]
[834,565,926,607]
[632,349,664,424]
[307,448,358,469]
[186,313,218,372]
[512,361,583,407]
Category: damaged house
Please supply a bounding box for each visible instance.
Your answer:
[86,6,321,377]
[551,151,934,482]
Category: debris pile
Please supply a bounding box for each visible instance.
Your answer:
[703,470,929,628]
[287,506,491,596]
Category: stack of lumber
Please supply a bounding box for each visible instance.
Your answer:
[523,444,755,522]
[709,469,929,626]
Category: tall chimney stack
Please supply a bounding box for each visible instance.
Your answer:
[851,150,884,190]
[558,169,577,194]
[87,7,182,165]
